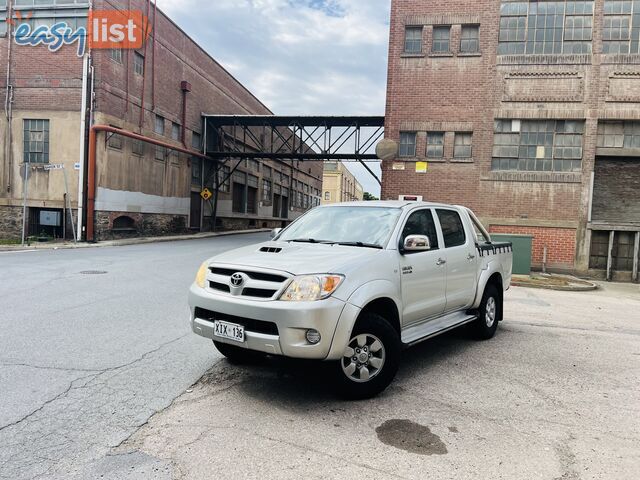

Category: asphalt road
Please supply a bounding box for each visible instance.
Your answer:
[0,232,270,480]
[123,282,640,480]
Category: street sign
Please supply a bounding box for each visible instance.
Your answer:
[415,162,428,173]
[200,188,212,201]
[44,164,64,171]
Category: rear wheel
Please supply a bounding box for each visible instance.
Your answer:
[472,284,501,340]
[334,313,400,400]
[213,340,264,364]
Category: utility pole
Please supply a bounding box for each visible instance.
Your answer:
[21,163,29,246]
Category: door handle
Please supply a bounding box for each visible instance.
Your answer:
[436,258,446,266]
[467,253,476,260]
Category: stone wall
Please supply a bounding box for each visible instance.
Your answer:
[0,206,24,240]
[95,211,189,240]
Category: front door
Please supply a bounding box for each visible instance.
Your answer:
[399,208,447,326]
[190,192,202,229]
[436,209,477,312]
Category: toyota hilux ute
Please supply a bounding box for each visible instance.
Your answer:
[189,201,513,399]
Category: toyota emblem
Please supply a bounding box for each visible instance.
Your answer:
[230,273,244,287]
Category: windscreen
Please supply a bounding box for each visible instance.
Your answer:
[278,207,402,248]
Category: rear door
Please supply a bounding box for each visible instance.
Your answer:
[399,208,447,326]
[436,208,477,312]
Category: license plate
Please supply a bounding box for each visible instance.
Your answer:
[213,320,245,343]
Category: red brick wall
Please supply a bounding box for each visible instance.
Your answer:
[489,225,577,267]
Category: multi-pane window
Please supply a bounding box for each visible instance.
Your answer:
[5,1,89,33]
[191,132,201,150]
[218,165,231,193]
[404,26,423,53]
[426,132,445,158]
[108,126,123,150]
[0,0,7,37]
[171,122,180,141]
[23,120,50,164]
[602,0,640,54]
[154,146,165,161]
[492,119,584,172]
[454,133,473,158]
[325,191,331,201]
[597,121,640,148]
[263,165,272,178]
[460,25,480,53]
[399,132,417,157]
[154,115,164,135]
[134,52,145,76]
[498,1,528,54]
[246,159,260,172]
[262,179,272,202]
[131,139,144,156]
[109,48,122,63]
[498,1,594,55]
[432,26,451,53]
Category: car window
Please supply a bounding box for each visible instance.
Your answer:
[401,209,439,249]
[436,209,466,248]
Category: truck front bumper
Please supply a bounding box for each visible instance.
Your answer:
[188,284,361,361]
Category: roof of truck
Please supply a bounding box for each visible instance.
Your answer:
[320,201,460,209]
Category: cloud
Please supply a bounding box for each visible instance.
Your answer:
[159,0,390,195]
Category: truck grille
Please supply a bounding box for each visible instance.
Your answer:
[194,307,278,336]
[208,265,290,300]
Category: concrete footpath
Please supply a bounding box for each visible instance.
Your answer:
[0,229,270,252]
[112,282,640,480]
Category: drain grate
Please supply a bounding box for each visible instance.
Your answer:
[80,270,108,275]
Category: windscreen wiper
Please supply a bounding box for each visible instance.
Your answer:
[289,238,328,244]
[333,241,383,249]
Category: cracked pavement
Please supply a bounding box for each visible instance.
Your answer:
[123,282,639,480]
[0,233,269,479]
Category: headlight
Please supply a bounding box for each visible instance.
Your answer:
[195,262,208,288]
[280,274,344,302]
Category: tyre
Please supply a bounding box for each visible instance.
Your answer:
[472,284,501,340]
[213,340,264,364]
[334,312,401,400]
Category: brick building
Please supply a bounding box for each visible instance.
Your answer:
[382,0,640,281]
[321,161,364,205]
[0,0,322,241]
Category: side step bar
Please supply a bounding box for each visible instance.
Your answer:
[401,312,478,346]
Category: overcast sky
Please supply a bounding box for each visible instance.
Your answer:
[161,0,391,196]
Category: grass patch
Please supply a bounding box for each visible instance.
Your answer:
[0,238,21,245]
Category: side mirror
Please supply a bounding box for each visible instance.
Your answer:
[270,228,282,239]
[402,235,431,252]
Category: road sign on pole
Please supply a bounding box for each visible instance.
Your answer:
[200,188,213,201]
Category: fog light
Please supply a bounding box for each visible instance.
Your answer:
[306,329,321,344]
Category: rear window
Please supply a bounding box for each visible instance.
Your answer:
[436,210,466,248]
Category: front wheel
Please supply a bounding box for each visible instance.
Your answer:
[472,284,501,340]
[334,313,400,400]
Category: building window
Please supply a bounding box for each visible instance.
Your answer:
[432,26,451,53]
[602,0,638,54]
[492,119,584,172]
[426,132,445,158]
[597,121,640,149]
[107,126,123,150]
[154,115,164,135]
[218,165,231,193]
[498,1,595,55]
[262,179,272,203]
[399,132,417,157]
[460,25,480,53]
[454,132,473,158]
[404,26,423,53]
[131,139,144,156]
[191,132,201,150]
[0,2,7,37]
[23,119,50,164]
[171,122,180,141]
[109,48,122,63]
[325,191,331,201]
[263,165,272,178]
[246,159,260,172]
[154,146,165,161]
[133,52,145,76]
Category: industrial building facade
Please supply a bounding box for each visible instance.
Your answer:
[382,0,640,281]
[321,161,364,205]
[0,0,322,241]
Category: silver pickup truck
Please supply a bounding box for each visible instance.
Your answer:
[189,201,512,398]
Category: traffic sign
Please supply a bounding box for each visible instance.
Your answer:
[200,188,213,201]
